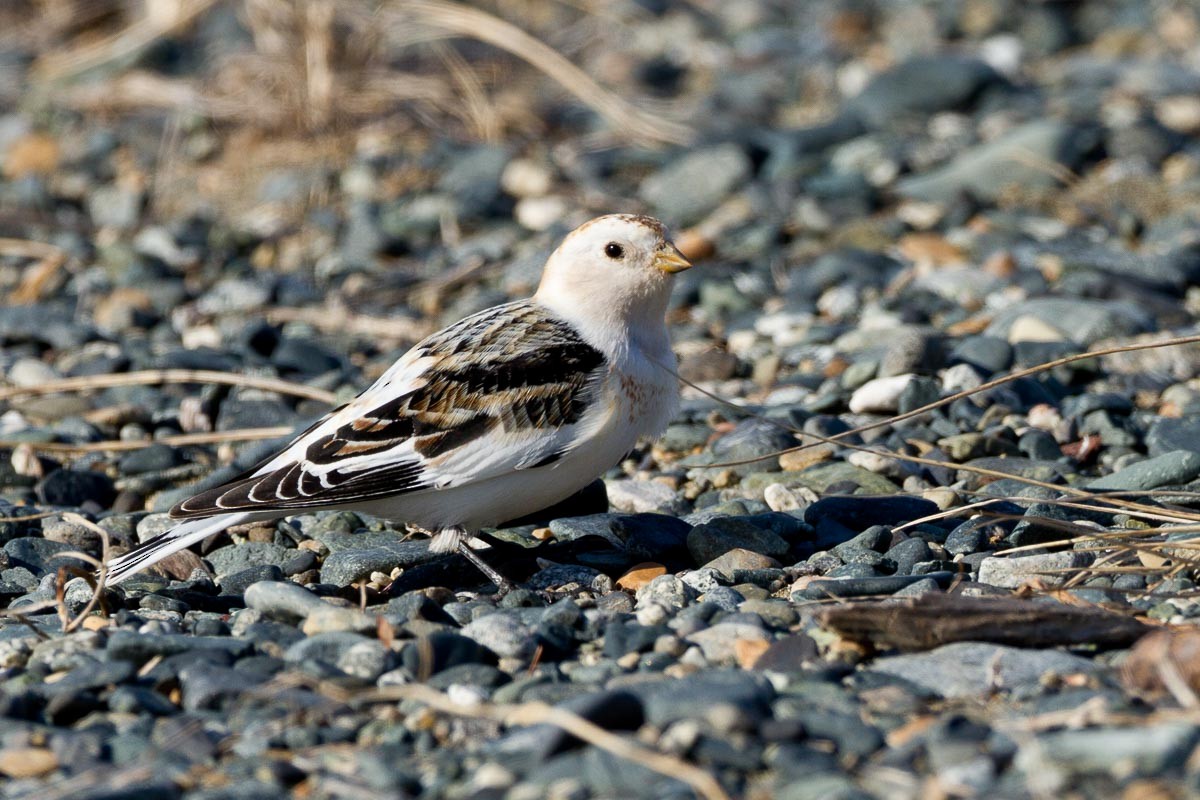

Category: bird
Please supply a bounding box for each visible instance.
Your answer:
[103,214,692,590]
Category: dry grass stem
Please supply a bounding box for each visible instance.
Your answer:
[52,513,111,632]
[0,425,296,455]
[264,305,433,342]
[431,39,501,141]
[303,0,335,128]
[2,238,70,303]
[32,0,221,83]
[381,0,690,144]
[0,368,337,404]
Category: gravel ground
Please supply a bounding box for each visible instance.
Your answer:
[4,1,1200,798]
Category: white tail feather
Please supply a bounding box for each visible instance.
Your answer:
[103,513,251,586]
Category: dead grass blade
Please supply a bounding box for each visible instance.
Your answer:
[51,513,112,632]
[264,305,433,342]
[32,0,221,84]
[1,237,69,303]
[0,426,296,455]
[431,39,501,141]
[381,0,691,144]
[0,368,337,405]
[303,0,336,129]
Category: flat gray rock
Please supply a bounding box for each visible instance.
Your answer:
[867,642,1098,698]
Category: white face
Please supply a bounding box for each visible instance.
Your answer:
[535,213,693,344]
[543,214,692,300]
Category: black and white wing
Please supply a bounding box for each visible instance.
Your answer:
[170,301,611,519]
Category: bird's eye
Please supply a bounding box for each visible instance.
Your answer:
[604,242,624,260]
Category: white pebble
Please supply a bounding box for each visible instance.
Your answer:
[763,483,802,512]
[848,374,915,414]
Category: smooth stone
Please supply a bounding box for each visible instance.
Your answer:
[301,605,377,636]
[547,514,625,548]
[1015,723,1200,783]
[336,639,390,681]
[635,573,698,610]
[35,659,135,697]
[897,120,1099,202]
[615,563,667,591]
[686,519,790,565]
[401,632,498,676]
[4,537,87,576]
[605,479,684,515]
[87,184,142,229]
[206,542,292,579]
[40,517,102,550]
[635,671,775,733]
[35,468,117,508]
[886,538,934,575]
[218,564,283,595]
[846,56,1004,128]
[215,398,299,432]
[284,631,373,670]
[949,336,1012,374]
[1146,417,1200,457]
[461,612,537,660]
[0,747,57,778]
[491,689,643,764]
[639,144,752,226]
[1088,450,1200,491]
[686,620,769,663]
[271,337,342,375]
[944,524,987,556]
[703,548,781,579]
[179,663,265,711]
[118,443,182,475]
[977,552,1094,589]
[984,298,1154,347]
[319,540,434,586]
[621,514,693,566]
[892,577,943,597]
[868,642,1098,699]
[107,631,252,662]
[1006,315,1067,343]
[804,495,939,530]
[711,419,799,465]
[437,145,509,217]
[848,374,915,414]
[792,571,955,600]
[243,580,327,621]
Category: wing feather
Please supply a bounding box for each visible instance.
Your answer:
[171,301,608,520]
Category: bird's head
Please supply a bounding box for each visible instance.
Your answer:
[535,214,691,336]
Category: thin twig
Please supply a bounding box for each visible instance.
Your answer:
[0,369,337,405]
[264,306,432,342]
[53,513,111,633]
[0,426,296,454]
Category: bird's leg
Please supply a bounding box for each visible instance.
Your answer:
[456,539,517,595]
[431,525,517,594]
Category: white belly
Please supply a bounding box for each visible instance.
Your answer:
[355,367,672,530]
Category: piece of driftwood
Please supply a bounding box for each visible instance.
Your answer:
[815,592,1151,652]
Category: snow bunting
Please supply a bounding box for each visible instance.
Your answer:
[105,214,691,589]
